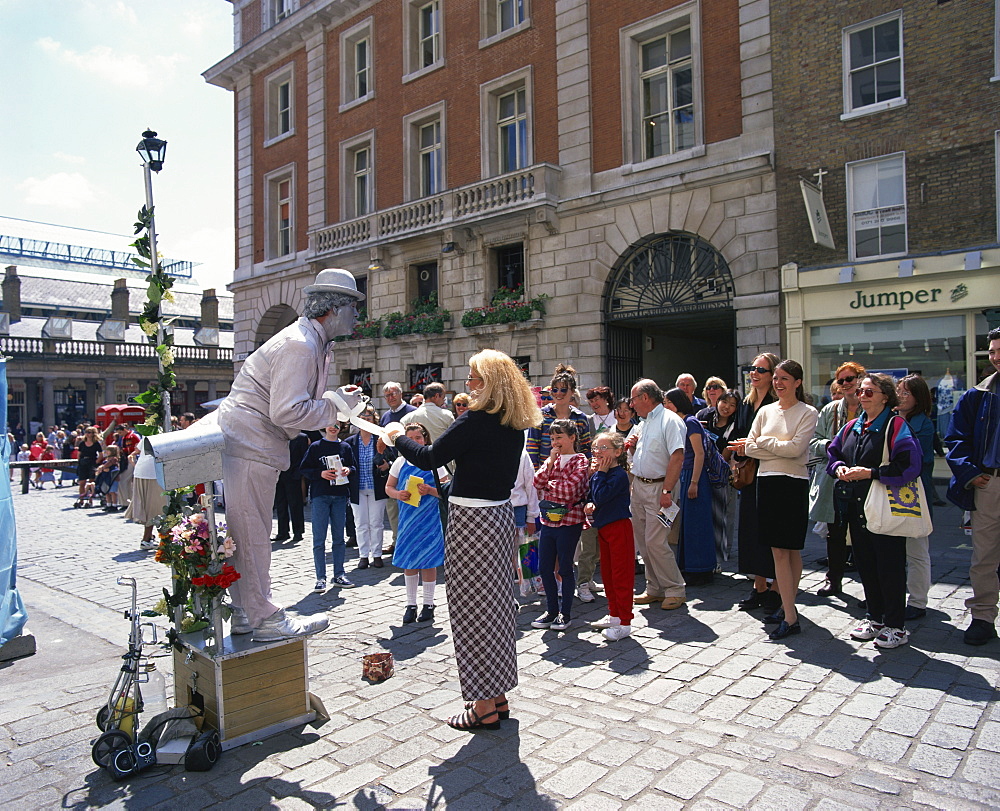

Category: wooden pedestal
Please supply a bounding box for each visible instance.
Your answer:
[172,632,316,750]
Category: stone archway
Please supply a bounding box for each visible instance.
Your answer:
[603,232,736,398]
[254,304,298,349]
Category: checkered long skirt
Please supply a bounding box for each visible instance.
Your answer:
[445,501,518,701]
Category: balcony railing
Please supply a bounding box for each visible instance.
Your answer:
[311,163,560,257]
[0,337,232,364]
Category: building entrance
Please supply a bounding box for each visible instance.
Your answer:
[604,233,737,399]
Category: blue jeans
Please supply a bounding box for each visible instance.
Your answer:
[539,522,583,618]
[312,494,348,580]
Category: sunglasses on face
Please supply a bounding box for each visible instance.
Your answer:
[552,387,569,394]
[836,375,857,386]
[706,384,723,390]
[859,388,878,398]
[748,366,772,375]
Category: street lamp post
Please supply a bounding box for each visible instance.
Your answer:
[135,129,171,432]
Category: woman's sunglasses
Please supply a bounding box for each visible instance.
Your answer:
[836,374,857,386]
[748,365,772,374]
[551,387,569,394]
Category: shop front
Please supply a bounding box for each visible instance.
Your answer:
[782,250,1000,430]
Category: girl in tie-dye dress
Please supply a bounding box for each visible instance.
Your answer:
[385,423,450,625]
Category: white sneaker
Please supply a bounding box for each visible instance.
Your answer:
[589,615,620,629]
[604,624,632,641]
[251,608,329,642]
[230,606,252,635]
[139,539,158,551]
[874,627,909,649]
[549,614,571,631]
[588,581,604,593]
[577,584,595,603]
[850,619,884,641]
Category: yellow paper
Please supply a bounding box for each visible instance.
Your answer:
[405,475,423,507]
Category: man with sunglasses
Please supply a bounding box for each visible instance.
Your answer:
[946,327,1000,646]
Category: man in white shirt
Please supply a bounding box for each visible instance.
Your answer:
[401,382,454,442]
[626,379,687,609]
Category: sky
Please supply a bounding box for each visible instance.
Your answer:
[0,0,236,293]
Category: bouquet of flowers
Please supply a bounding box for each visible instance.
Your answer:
[153,507,240,628]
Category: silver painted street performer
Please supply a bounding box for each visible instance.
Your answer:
[215,268,365,642]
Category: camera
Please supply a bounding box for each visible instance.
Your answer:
[107,740,157,780]
[185,729,222,772]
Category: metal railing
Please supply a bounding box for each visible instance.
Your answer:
[311,163,560,256]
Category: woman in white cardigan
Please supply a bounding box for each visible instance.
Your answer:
[730,360,819,640]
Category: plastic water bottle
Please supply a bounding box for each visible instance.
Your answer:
[142,662,169,718]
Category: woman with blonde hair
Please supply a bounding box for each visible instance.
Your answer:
[383,349,542,731]
[452,392,471,417]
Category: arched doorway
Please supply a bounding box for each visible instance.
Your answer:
[603,232,736,399]
[254,304,298,349]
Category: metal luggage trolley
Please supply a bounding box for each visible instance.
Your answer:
[91,577,159,768]
[143,422,317,750]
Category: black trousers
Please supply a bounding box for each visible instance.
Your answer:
[847,500,906,630]
[273,473,305,537]
[825,520,849,583]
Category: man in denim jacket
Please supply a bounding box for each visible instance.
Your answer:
[946,327,1000,646]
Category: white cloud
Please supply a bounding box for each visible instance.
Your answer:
[19,172,99,209]
[53,151,86,165]
[36,36,180,88]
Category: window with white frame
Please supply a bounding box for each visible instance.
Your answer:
[265,169,294,259]
[403,103,446,200]
[481,0,528,42]
[620,4,702,167]
[498,88,527,173]
[639,28,694,159]
[265,65,294,143]
[341,133,375,220]
[270,0,293,26]
[842,12,905,118]
[847,153,907,260]
[340,18,375,110]
[480,69,533,177]
[404,0,444,79]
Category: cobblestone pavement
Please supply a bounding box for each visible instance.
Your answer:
[2,483,999,809]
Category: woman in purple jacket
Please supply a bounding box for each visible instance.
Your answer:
[827,373,922,649]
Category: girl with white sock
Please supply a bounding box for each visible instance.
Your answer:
[385,423,450,623]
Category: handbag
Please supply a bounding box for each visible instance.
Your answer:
[723,447,757,490]
[362,651,394,682]
[863,417,933,537]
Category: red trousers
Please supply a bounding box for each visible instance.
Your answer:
[598,518,635,625]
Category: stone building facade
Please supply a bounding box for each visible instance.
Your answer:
[0,219,234,430]
[772,0,1000,412]
[206,0,779,399]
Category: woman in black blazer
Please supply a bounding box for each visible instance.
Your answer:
[345,407,390,569]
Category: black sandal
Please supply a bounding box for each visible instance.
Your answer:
[447,707,500,731]
[465,698,509,720]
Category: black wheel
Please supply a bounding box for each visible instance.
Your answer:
[92,730,131,768]
[96,705,111,731]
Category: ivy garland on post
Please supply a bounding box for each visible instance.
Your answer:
[130,204,177,436]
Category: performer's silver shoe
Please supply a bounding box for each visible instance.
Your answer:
[251,608,329,642]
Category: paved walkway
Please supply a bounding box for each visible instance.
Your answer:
[2,482,999,809]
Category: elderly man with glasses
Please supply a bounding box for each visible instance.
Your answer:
[625,379,688,610]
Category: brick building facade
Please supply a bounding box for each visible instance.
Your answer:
[772,0,1000,413]
[206,0,779,399]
